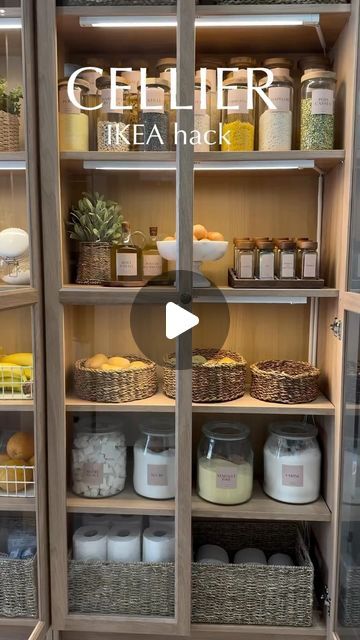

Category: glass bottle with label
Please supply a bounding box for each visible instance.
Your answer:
[222,72,255,152]
[58,78,89,152]
[256,239,275,280]
[276,239,296,280]
[234,238,255,279]
[142,226,166,281]
[139,78,170,151]
[297,240,319,279]
[96,75,130,152]
[113,222,143,283]
[194,76,211,152]
[133,422,175,500]
[258,74,293,151]
[301,70,336,150]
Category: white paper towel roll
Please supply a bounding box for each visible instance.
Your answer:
[107,524,141,563]
[143,526,175,563]
[196,544,229,565]
[149,516,175,531]
[234,548,267,565]
[73,525,108,561]
[268,553,294,566]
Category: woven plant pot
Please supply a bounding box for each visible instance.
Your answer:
[0,111,19,152]
[163,348,246,403]
[250,359,320,404]
[0,554,38,618]
[76,242,111,285]
[74,356,158,403]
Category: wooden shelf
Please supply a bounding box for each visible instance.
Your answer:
[67,486,175,516]
[0,399,33,412]
[66,391,175,413]
[0,287,38,310]
[0,495,35,512]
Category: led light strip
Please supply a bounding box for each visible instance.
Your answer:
[79,14,319,29]
[0,161,26,171]
[83,160,315,172]
[83,161,176,171]
[79,16,176,28]
[0,17,22,30]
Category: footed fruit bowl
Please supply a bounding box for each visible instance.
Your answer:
[157,240,228,287]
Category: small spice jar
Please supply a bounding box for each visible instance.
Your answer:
[156,59,176,150]
[96,75,130,152]
[263,423,321,504]
[301,70,336,150]
[139,78,170,152]
[194,75,211,152]
[297,240,319,279]
[133,421,175,499]
[234,238,255,279]
[71,417,127,498]
[258,74,293,151]
[197,422,253,505]
[276,239,296,280]
[255,239,275,280]
[222,72,255,152]
[263,57,293,79]
[122,70,141,150]
[58,78,89,152]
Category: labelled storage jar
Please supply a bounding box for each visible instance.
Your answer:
[276,239,296,280]
[297,240,319,279]
[234,238,255,279]
[71,417,127,498]
[79,59,104,151]
[255,239,275,280]
[122,70,141,150]
[222,72,255,152]
[156,59,176,150]
[96,75,130,152]
[197,422,253,505]
[139,78,170,151]
[258,74,293,151]
[58,78,89,152]
[197,57,223,151]
[133,421,175,499]
[194,75,211,152]
[301,70,336,150]
[263,423,321,504]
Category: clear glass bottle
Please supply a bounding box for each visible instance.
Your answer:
[258,74,293,151]
[301,70,336,150]
[222,71,255,152]
[133,422,175,499]
[122,70,141,150]
[96,75,130,152]
[113,221,143,283]
[194,75,211,152]
[255,239,275,280]
[276,239,296,280]
[234,238,255,279]
[58,77,89,152]
[142,226,166,280]
[297,240,319,279]
[197,422,253,505]
[156,59,176,150]
[139,78,170,151]
[263,423,321,504]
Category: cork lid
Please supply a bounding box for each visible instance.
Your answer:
[277,240,296,250]
[299,55,330,73]
[229,56,257,68]
[194,73,211,91]
[137,77,170,90]
[256,239,274,250]
[58,78,90,92]
[96,75,128,90]
[301,70,336,83]
[156,58,176,70]
[263,57,293,70]
[196,56,223,70]
[234,238,255,250]
[297,240,318,250]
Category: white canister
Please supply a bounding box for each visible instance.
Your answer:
[133,421,175,499]
[264,423,321,504]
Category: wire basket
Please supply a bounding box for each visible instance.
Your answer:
[0,365,33,400]
[250,360,320,404]
[0,464,35,498]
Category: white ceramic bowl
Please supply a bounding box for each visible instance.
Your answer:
[0,228,29,259]
[157,240,228,262]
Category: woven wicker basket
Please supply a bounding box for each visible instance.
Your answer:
[250,359,320,404]
[339,557,360,626]
[0,111,20,152]
[192,519,314,626]
[199,1,347,4]
[0,554,38,618]
[74,356,158,403]
[76,242,111,285]
[163,348,246,402]
[59,1,177,5]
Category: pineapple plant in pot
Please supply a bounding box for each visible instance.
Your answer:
[68,192,123,285]
[0,79,23,152]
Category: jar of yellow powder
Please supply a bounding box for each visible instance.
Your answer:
[197,422,253,505]
[58,78,89,152]
[222,72,255,152]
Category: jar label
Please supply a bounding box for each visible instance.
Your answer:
[143,254,163,277]
[216,467,238,489]
[303,253,317,278]
[145,87,165,113]
[80,70,100,95]
[116,253,138,277]
[102,87,124,114]
[282,464,304,487]
[59,86,81,115]
[147,464,168,486]
[81,463,104,486]
[239,254,253,278]
[268,87,290,112]
[280,253,295,278]
[311,89,334,116]
[259,253,274,279]
[228,88,248,115]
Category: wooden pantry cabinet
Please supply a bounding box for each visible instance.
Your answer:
[35,1,359,639]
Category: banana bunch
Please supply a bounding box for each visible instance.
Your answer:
[0,353,33,387]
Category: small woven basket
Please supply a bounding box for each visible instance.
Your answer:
[163,348,246,402]
[76,242,111,285]
[250,359,320,404]
[0,554,38,618]
[74,356,158,403]
[0,111,20,152]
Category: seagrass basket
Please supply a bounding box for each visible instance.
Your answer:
[0,554,38,618]
[0,111,20,152]
[76,242,111,285]
[250,359,320,404]
[163,348,246,402]
[199,1,347,4]
[74,356,158,403]
[59,1,177,5]
[192,519,314,626]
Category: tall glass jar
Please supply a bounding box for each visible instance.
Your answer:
[222,72,255,152]
[79,58,104,151]
[122,70,140,150]
[156,59,176,150]
[263,423,321,504]
[197,422,253,505]
[255,239,275,280]
[96,75,130,152]
[276,239,296,280]
[139,78,170,151]
[297,240,319,279]
[133,422,175,499]
[234,238,255,279]
[197,57,223,150]
[301,70,336,150]
[194,76,211,152]
[258,74,293,151]
[58,78,89,152]
[71,417,127,499]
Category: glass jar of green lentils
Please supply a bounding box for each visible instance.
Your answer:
[301,70,336,150]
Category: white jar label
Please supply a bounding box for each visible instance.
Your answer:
[311,89,334,115]
[116,253,137,277]
[80,70,100,95]
[102,87,124,114]
[268,86,290,112]
[59,86,81,114]
[280,253,295,278]
[228,88,248,115]
[81,463,104,486]
[282,464,304,487]
[259,253,274,279]
[143,255,163,277]
[147,464,168,486]
[303,253,317,278]
[145,87,165,113]
[239,254,253,278]
[216,467,237,489]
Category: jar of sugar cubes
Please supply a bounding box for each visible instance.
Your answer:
[71,416,127,498]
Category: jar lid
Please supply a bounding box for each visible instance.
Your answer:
[196,56,223,70]
[297,240,318,250]
[263,57,293,70]
[96,74,128,89]
[122,70,141,88]
[234,239,255,250]
[195,74,211,91]
[223,71,247,86]
[298,55,331,73]
[269,423,318,440]
[140,420,175,437]
[229,56,257,68]
[259,74,293,87]
[156,57,176,70]
[58,78,90,92]
[256,240,274,250]
[277,240,296,250]
[301,70,336,83]
[202,422,250,441]
[137,77,170,90]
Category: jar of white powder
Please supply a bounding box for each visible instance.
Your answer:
[264,423,321,504]
[133,421,175,499]
[258,74,293,151]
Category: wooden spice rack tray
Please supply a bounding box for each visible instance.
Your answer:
[228,269,325,289]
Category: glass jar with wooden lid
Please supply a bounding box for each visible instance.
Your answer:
[255,239,275,280]
[58,78,90,152]
[300,70,336,150]
[196,57,223,150]
[297,240,319,279]
[222,71,255,152]
[138,77,170,151]
[258,74,294,151]
[96,75,130,152]
[234,238,255,279]
[276,239,296,280]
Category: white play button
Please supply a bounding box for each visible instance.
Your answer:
[166,302,199,340]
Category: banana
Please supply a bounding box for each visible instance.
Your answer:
[1,353,33,367]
